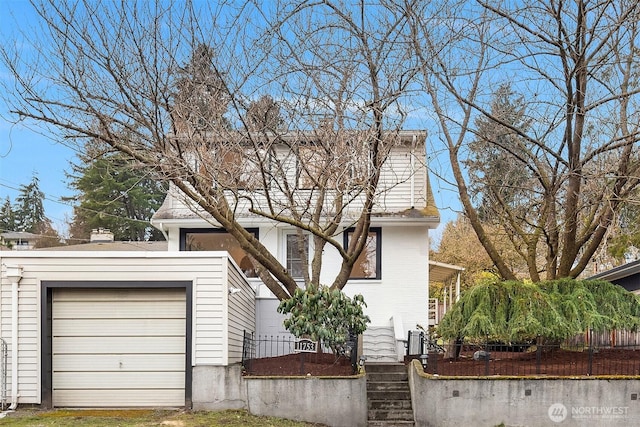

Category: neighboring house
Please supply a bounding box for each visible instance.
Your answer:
[590,259,640,294]
[428,260,465,326]
[0,231,40,250]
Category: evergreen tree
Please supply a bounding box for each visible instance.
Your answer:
[172,43,230,133]
[14,175,46,233]
[437,279,640,342]
[465,83,532,223]
[0,197,16,232]
[67,147,168,242]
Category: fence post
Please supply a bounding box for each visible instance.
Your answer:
[484,335,490,376]
[536,336,541,375]
[242,330,255,373]
[432,345,438,374]
[350,331,359,373]
[588,328,594,376]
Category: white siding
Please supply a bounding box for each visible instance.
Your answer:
[0,252,255,406]
[253,225,430,335]
[227,260,256,363]
[341,226,430,334]
[155,138,429,223]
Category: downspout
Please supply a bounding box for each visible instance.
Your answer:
[410,134,416,207]
[4,266,22,410]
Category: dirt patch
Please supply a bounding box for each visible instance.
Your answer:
[244,352,355,376]
[418,348,640,377]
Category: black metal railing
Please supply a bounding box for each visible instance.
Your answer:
[242,330,359,375]
[408,329,640,377]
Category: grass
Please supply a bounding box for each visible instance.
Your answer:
[0,409,327,426]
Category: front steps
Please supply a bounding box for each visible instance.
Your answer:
[366,363,414,426]
[363,326,399,363]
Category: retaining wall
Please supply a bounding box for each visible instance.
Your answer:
[244,374,368,427]
[192,364,367,427]
[408,360,640,426]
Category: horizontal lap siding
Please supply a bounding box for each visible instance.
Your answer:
[227,261,256,364]
[376,148,427,212]
[165,145,427,219]
[52,288,186,407]
[0,254,236,405]
[193,269,225,365]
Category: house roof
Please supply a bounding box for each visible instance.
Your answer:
[590,259,640,281]
[39,241,168,252]
[589,259,640,292]
[1,231,40,240]
[429,260,465,283]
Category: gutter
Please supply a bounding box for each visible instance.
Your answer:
[4,265,22,410]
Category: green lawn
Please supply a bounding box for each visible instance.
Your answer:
[0,409,326,426]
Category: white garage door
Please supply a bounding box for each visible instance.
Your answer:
[52,288,186,407]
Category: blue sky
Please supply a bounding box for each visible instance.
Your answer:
[0,0,79,233]
[0,0,457,243]
[0,119,78,232]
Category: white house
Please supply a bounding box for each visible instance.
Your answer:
[0,129,439,409]
[151,130,440,362]
[0,232,41,251]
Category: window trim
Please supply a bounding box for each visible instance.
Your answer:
[179,227,259,250]
[282,230,311,279]
[179,228,260,277]
[343,227,382,280]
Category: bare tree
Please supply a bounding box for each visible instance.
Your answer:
[405,0,640,280]
[0,0,420,299]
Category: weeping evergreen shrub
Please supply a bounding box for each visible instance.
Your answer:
[437,278,640,342]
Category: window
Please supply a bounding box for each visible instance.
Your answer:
[180,228,259,278]
[344,227,381,279]
[285,232,309,279]
[297,141,369,190]
[210,147,270,190]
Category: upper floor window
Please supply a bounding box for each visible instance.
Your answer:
[344,227,381,280]
[285,232,309,279]
[296,141,369,190]
[180,228,259,278]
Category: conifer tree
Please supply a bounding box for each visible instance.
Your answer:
[0,197,16,232]
[67,146,168,242]
[14,175,46,233]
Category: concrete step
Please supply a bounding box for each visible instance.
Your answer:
[367,421,414,427]
[367,371,408,382]
[366,361,413,425]
[367,389,412,401]
[368,408,414,421]
[364,353,399,363]
[366,363,407,373]
[369,399,413,410]
[367,381,410,391]
[363,326,398,362]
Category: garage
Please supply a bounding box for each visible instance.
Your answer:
[47,285,189,407]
